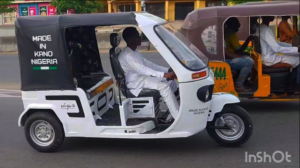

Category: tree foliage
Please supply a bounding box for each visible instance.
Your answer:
[226,0,263,5]
[0,0,16,14]
[51,0,105,14]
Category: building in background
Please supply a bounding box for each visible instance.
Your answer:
[1,0,277,26]
[1,0,55,25]
[101,0,226,22]
[1,1,20,25]
[105,0,227,22]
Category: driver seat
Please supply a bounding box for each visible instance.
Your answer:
[109,33,161,103]
[68,40,84,87]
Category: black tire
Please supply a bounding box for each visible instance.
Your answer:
[24,111,65,152]
[206,104,253,147]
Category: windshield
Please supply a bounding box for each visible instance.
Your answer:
[154,25,208,71]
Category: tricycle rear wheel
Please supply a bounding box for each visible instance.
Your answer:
[24,111,65,152]
[206,104,253,147]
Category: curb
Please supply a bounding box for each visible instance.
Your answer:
[0,52,18,55]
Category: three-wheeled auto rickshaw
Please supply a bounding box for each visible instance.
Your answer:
[15,12,253,152]
[181,1,300,101]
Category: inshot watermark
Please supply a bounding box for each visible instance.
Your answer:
[245,151,291,163]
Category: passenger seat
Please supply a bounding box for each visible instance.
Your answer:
[251,36,292,92]
[251,35,291,74]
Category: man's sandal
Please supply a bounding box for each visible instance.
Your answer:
[235,85,252,92]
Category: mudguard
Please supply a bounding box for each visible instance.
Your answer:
[207,93,240,121]
[18,104,56,127]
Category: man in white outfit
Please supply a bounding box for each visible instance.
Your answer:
[254,16,300,94]
[118,27,179,123]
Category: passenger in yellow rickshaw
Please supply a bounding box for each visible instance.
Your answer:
[254,16,300,94]
[278,16,294,44]
[224,17,255,91]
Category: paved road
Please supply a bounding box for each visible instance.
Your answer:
[0,54,299,168]
[0,55,20,90]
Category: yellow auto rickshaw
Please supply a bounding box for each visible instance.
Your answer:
[181,1,300,101]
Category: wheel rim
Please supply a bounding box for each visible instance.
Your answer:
[215,113,245,141]
[29,120,55,146]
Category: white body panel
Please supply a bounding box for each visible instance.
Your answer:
[19,76,215,139]
[207,93,240,122]
[19,87,157,138]
[155,75,215,138]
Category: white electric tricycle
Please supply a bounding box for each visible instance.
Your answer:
[15,12,253,152]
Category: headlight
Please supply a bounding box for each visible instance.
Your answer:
[196,84,214,102]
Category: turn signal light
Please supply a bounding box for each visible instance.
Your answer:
[192,70,207,79]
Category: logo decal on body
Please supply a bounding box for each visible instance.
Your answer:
[61,103,76,110]
[46,95,84,118]
[189,107,209,115]
[210,67,227,80]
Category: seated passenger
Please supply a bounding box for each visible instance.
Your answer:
[278,16,294,44]
[255,16,300,94]
[118,27,178,123]
[224,17,255,91]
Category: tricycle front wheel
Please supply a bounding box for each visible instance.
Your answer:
[206,104,253,147]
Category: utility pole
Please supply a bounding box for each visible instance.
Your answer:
[140,0,149,50]
[141,0,146,12]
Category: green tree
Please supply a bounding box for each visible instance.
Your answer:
[0,0,16,14]
[226,0,263,5]
[51,0,105,14]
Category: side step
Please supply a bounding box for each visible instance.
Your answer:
[141,124,170,134]
[96,118,121,126]
[126,118,156,126]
